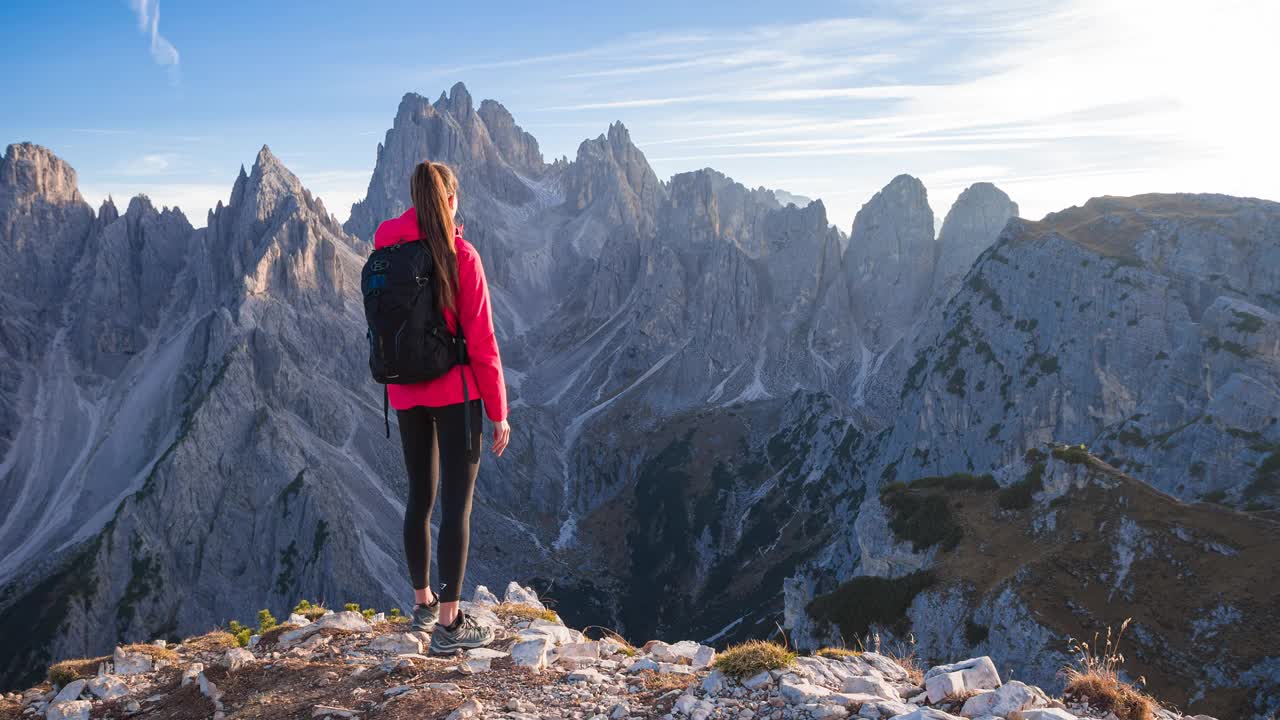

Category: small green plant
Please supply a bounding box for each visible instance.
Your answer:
[1052,444,1091,465]
[712,640,796,679]
[228,620,252,647]
[257,609,277,634]
[388,607,401,618]
[343,602,361,613]
[292,599,327,621]
[815,647,861,660]
[362,607,376,620]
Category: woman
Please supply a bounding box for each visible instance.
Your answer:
[373,161,511,653]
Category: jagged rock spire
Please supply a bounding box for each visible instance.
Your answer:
[1,142,85,207]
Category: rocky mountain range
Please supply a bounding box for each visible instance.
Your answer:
[1,81,1277,718]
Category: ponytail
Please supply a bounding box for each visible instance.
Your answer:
[410,161,460,313]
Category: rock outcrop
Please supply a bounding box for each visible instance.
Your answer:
[844,174,937,351]
[933,182,1019,302]
[0,584,1218,720]
[803,445,1280,719]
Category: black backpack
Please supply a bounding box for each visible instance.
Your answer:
[361,238,471,448]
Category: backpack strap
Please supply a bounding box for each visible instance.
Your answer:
[457,332,471,453]
[383,384,390,439]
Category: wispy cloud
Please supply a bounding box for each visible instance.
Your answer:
[70,128,137,136]
[115,152,179,176]
[129,0,180,84]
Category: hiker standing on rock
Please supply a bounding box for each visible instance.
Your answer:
[362,160,510,653]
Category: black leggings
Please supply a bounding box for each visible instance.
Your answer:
[396,400,482,603]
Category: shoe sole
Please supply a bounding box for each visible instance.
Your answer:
[429,634,496,655]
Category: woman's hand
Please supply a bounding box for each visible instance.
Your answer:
[492,419,511,457]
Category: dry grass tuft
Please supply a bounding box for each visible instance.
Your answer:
[1064,674,1156,720]
[634,668,696,693]
[854,631,924,685]
[815,647,862,660]
[47,656,109,687]
[582,626,639,656]
[493,602,559,623]
[887,649,924,685]
[711,640,796,679]
[1061,619,1156,720]
[182,630,240,653]
[118,643,179,665]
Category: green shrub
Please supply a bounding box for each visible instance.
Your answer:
[292,599,327,621]
[808,571,937,640]
[1052,445,1091,465]
[965,620,989,645]
[999,459,1046,510]
[227,620,252,647]
[257,609,277,634]
[880,485,962,551]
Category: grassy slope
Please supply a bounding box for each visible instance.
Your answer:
[913,450,1280,718]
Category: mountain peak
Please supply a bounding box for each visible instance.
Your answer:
[606,121,633,150]
[252,145,290,178]
[1,142,85,207]
[885,173,927,194]
[444,81,474,116]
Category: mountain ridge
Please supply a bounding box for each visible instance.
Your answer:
[2,82,1277,718]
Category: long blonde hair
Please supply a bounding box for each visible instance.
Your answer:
[410,161,460,312]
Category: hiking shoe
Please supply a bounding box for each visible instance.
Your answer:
[410,598,439,632]
[429,610,495,654]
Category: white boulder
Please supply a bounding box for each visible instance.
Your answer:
[1008,710,1078,720]
[843,675,902,701]
[567,667,606,684]
[461,647,508,673]
[446,697,484,720]
[961,680,1049,718]
[890,709,968,720]
[86,675,128,701]
[368,633,423,655]
[511,637,550,670]
[222,647,256,671]
[112,647,152,676]
[779,680,832,704]
[45,700,91,720]
[471,585,500,605]
[924,657,1001,703]
[52,680,85,703]
[503,581,545,609]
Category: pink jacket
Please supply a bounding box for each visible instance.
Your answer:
[373,209,508,423]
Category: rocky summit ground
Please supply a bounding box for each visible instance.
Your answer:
[0,584,1218,720]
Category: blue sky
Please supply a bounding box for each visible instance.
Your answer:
[2,0,1276,229]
